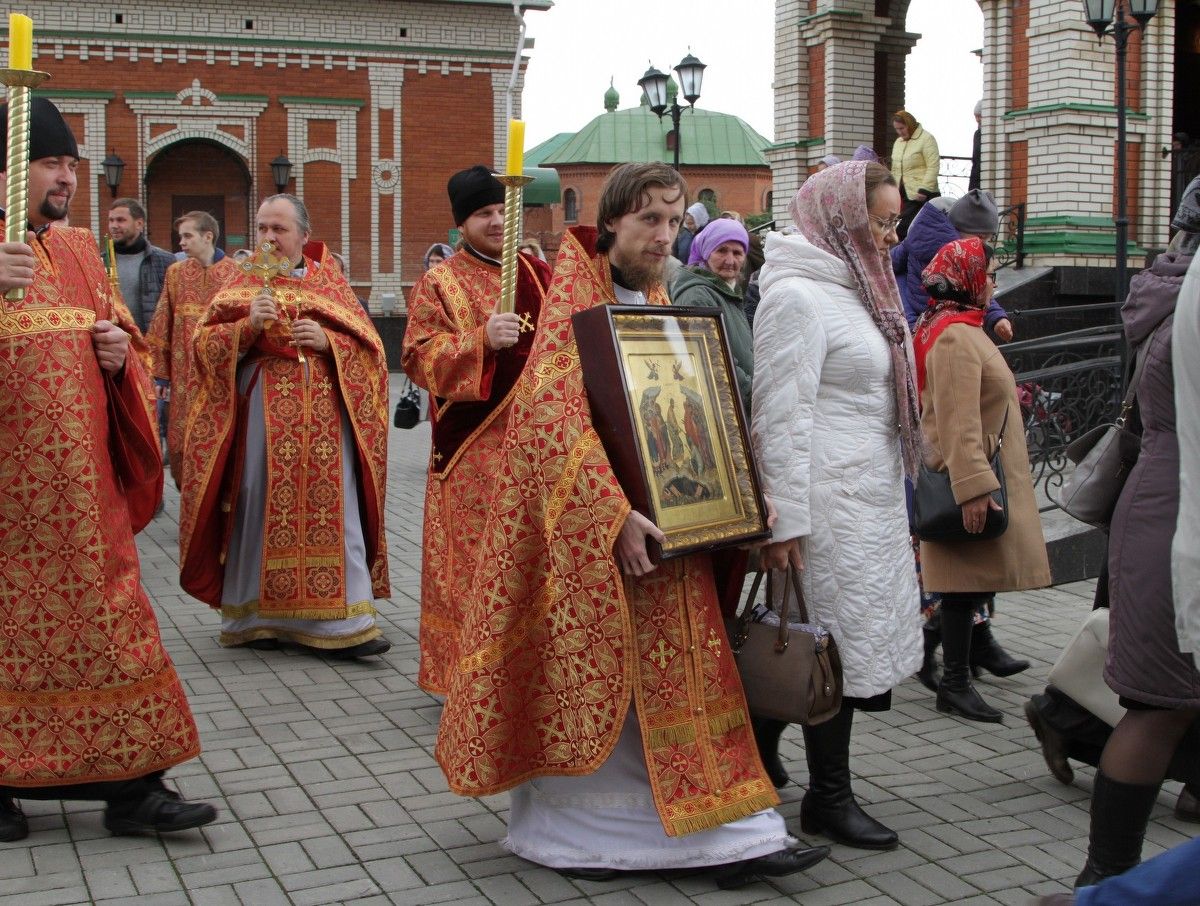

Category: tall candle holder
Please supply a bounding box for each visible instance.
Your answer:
[495,173,533,323]
[1,67,50,302]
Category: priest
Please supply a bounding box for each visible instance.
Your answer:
[434,162,829,888]
[0,98,214,841]
[179,194,391,658]
[402,165,551,693]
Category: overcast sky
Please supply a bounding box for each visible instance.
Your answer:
[521,0,984,159]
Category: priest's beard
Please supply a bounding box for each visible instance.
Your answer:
[610,250,664,292]
[39,195,69,223]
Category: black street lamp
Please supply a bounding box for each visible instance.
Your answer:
[638,52,707,171]
[101,150,125,198]
[270,152,293,194]
[1082,0,1159,311]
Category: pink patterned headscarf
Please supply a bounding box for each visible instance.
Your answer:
[789,161,923,478]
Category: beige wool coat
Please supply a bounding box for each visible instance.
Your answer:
[918,323,1051,593]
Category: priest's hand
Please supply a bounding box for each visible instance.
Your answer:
[248,290,279,330]
[0,241,36,293]
[616,510,666,577]
[92,320,130,374]
[485,312,521,350]
[293,319,330,353]
[760,537,804,572]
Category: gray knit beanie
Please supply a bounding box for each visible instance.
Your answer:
[949,189,999,236]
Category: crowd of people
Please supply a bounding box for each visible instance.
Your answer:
[1,95,1198,899]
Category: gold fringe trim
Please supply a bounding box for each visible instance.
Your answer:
[220,624,380,650]
[649,721,696,749]
[303,556,342,567]
[265,557,300,570]
[708,707,747,737]
[666,790,780,837]
[221,599,376,621]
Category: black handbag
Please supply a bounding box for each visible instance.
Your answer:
[725,567,842,726]
[914,409,1009,543]
[393,379,421,429]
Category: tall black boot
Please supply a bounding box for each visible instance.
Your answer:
[937,604,1003,723]
[970,619,1030,678]
[917,612,941,693]
[800,707,898,850]
[751,717,790,788]
[1075,772,1161,888]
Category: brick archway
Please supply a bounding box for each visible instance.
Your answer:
[144,139,252,253]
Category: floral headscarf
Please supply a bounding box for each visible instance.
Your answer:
[789,161,923,479]
[913,237,991,397]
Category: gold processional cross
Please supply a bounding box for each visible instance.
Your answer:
[240,241,306,366]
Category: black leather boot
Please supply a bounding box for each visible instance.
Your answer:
[917,614,941,693]
[712,842,831,889]
[751,717,790,788]
[1075,772,1160,888]
[0,796,28,842]
[937,604,1003,723]
[104,789,218,836]
[800,707,898,850]
[970,619,1030,678]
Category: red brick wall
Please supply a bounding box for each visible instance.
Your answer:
[1009,140,1028,210]
[808,45,826,140]
[142,140,251,251]
[1012,0,1029,112]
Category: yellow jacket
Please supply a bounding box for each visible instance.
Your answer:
[891,126,941,200]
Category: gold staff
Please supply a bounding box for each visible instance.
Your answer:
[2,13,50,303]
[496,118,533,326]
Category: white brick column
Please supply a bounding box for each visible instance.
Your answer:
[368,63,405,310]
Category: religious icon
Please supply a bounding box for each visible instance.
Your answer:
[573,306,769,559]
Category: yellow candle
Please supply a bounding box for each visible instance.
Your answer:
[505,119,525,176]
[8,14,33,71]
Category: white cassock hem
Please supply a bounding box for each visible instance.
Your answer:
[504,712,793,870]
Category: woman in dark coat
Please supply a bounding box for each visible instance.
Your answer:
[1075,221,1200,889]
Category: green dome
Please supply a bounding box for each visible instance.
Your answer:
[604,79,619,113]
[527,103,771,168]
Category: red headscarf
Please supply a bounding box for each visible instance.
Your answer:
[913,237,991,399]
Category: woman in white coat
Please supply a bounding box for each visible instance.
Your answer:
[752,161,923,851]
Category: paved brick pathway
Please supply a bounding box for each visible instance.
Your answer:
[2,376,1195,905]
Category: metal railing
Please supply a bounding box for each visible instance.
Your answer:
[995,202,1026,271]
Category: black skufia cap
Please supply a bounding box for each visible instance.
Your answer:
[447,164,505,225]
[0,96,80,171]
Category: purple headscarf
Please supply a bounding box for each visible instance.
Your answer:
[852,144,880,163]
[686,218,750,267]
[789,161,923,479]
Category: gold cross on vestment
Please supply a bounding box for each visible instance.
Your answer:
[649,638,676,670]
[432,451,444,464]
[518,312,535,333]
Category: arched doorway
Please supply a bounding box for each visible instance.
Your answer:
[1174,0,1200,208]
[144,139,251,253]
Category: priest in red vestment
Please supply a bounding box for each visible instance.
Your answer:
[179,194,391,658]
[147,210,237,487]
[402,165,551,693]
[434,162,828,888]
[0,98,214,843]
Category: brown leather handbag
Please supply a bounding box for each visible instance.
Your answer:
[725,567,843,726]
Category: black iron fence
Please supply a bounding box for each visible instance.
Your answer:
[995,202,1026,271]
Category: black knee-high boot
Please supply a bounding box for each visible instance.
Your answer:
[800,706,898,850]
[937,602,1003,723]
[917,610,941,693]
[1075,771,1161,888]
[751,717,790,788]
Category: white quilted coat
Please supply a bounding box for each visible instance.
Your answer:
[751,231,922,698]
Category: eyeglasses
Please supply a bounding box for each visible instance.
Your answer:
[869,214,902,233]
[987,271,998,284]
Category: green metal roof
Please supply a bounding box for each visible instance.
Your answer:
[523,167,561,205]
[526,132,576,167]
[536,106,770,168]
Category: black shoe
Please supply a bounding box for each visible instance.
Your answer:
[0,797,28,843]
[104,789,218,836]
[751,717,790,788]
[1024,699,1073,784]
[555,867,621,881]
[325,636,392,659]
[713,843,830,890]
[917,619,941,693]
[1074,772,1160,889]
[800,708,899,850]
[970,621,1030,678]
[936,666,1004,723]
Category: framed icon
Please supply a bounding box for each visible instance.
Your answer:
[573,305,770,559]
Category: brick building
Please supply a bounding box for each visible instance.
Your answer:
[16,0,550,309]
[524,83,773,259]
[772,0,1198,267]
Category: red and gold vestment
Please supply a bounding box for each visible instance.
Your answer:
[0,223,201,786]
[146,256,237,486]
[402,250,550,693]
[179,242,390,620]
[435,228,778,836]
